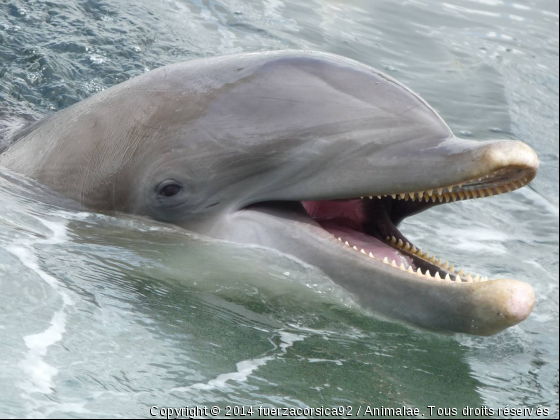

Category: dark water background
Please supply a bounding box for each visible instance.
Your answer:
[0,0,558,418]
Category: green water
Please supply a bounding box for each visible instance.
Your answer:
[0,0,558,418]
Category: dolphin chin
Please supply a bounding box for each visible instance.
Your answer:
[0,50,540,336]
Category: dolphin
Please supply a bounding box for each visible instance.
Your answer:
[0,50,539,336]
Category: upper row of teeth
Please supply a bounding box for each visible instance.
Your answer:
[336,237,488,283]
[385,236,489,283]
[361,178,529,202]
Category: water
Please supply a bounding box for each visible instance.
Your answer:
[0,0,558,418]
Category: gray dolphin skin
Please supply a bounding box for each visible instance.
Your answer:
[0,50,539,336]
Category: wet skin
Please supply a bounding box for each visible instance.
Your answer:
[0,51,539,335]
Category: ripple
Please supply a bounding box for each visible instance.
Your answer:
[0,0,558,417]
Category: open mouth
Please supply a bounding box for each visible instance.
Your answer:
[302,166,537,284]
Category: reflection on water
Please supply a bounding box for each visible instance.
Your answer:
[0,0,558,418]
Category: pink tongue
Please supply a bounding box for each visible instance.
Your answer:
[321,222,415,269]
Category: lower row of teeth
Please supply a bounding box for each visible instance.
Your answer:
[335,237,489,283]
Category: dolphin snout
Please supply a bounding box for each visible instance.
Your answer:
[472,140,540,180]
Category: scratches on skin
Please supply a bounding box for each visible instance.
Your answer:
[254,96,305,105]
[396,103,421,117]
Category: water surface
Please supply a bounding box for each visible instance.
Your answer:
[0,0,558,418]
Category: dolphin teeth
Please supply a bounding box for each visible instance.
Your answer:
[425,270,432,279]
[431,195,438,203]
[369,252,375,259]
[445,274,452,282]
[404,242,411,251]
[392,261,398,268]
[377,196,382,199]
[437,258,443,266]
[450,264,455,273]
[383,257,390,264]
[391,236,398,245]
[438,188,444,196]
[369,196,374,200]
[486,189,494,197]
[427,190,433,197]
[398,239,404,248]
[478,190,486,198]
[465,191,472,199]
[361,249,366,255]
[444,193,452,203]
[400,263,406,271]
[411,246,418,254]
[353,246,359,251]
[458,191,466,200]
[430,255,436,264]
[451,193,459,202]
[435,272,442,281]
[474,274,481,282]
[458,269,465,277]
[417,268,423,276]
[392,194,397,199]
[456,274,462,282]
[505,185,513,193]
[408,266,414,274]
[438,195,444,203]
[386,236,391,242]
[443,262,450,270]
[345,241,350,246]
[338,237,342,241]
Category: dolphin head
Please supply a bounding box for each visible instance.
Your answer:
[0,51,539,335]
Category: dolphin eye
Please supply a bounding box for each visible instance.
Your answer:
[156,181,183,198]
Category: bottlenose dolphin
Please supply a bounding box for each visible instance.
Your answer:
[0,51,539,336]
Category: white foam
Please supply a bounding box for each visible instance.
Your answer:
[443,3,501,18]
[7,246,73,306]
[18,311,67,394]
[191,356,275,391]
[170,330,306,394]
[308,358,344,366]
[6,215,74,402]
[279,331,305,353]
